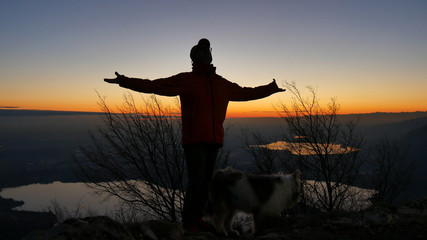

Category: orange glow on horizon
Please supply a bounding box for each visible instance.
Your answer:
[6,104,426,118]
[5,96,425,117]
[226,111,281,118]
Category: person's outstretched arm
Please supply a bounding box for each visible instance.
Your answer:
[104,71,184,96]
[229,79,285,101]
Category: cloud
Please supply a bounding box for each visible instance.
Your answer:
[0,106,20,109]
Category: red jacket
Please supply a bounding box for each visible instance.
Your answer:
[119,64,281,146]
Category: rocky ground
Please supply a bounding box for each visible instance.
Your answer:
[18,199,427,240]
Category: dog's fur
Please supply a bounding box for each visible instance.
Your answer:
[207,167,301,236]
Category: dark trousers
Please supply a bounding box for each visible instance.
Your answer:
[182,143,219,227]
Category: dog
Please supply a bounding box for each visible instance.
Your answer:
[207,167,301,236]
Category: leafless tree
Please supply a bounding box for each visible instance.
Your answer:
[244,82,366,211]
[368,135,414,204]
[278,82,365,211]
[75,93,185,222]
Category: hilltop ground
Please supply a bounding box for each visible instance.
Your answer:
[13,199,427,240]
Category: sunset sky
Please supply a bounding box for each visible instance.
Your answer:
[1,1,426,117]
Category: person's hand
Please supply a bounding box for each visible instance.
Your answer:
[104,72,127,84]
[271,79,286,92]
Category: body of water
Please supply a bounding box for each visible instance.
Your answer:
[0,181,121,215]
[1,179,375,218]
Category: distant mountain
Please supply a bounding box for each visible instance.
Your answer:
[401,121,427,144]
[347,111,427,125]
[400,123,427,199]
[355,115,427,144]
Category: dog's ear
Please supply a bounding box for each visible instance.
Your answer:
[292,170,302,180]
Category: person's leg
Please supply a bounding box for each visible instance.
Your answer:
[199,145,219,214]
[182,144,219,228]
[182,143,207,227]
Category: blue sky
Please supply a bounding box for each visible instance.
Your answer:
[1,0,426,116]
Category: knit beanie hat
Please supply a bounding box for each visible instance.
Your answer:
[190,38,212,63]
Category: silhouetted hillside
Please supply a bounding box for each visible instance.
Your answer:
[401,122,427,200]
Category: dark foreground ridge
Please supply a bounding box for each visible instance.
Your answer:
[14,199,427,240]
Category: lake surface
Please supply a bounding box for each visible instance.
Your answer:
[0,181,121,215]
[1,179,375,217]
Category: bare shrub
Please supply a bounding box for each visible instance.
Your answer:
[244,82,367,212]
[277,82,365,211]
[44,199,97,223]
[75,93,185,222]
